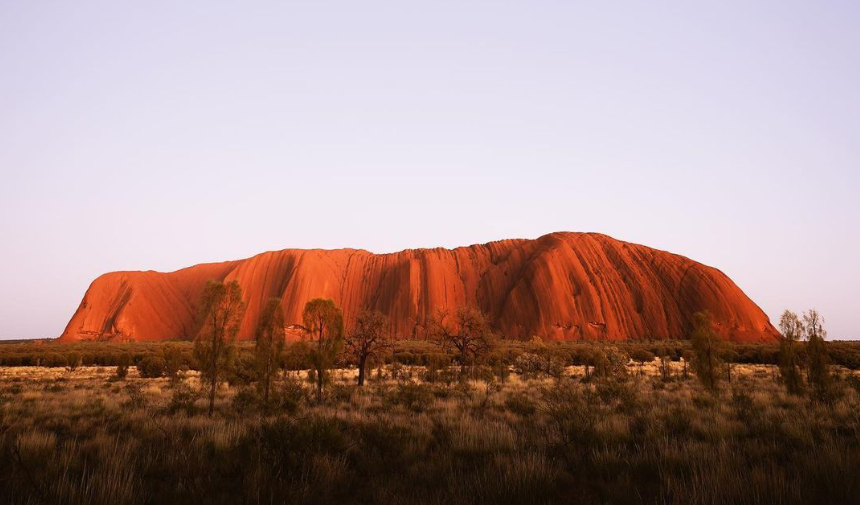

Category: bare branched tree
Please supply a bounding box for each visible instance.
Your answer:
[778,310,804,395]
[426,306,495,375]
[345,309,392,386]
[803,309,832,402]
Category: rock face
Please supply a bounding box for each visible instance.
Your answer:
[59,232,777,343]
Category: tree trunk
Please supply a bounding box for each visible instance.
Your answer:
[208,325,218,417]
[264,361,270,406]
[208,374,216,417]
[316,317,324,403]
[358,355,366,386]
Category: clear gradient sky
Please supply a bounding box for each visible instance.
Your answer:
[1,1,858,339]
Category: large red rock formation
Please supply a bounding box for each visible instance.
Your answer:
[59,232,777,343]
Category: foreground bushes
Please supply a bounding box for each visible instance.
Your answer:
[1,363,859,504]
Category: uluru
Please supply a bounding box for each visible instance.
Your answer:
[59,232,777,343]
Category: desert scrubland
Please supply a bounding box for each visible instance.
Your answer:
[1,344,860,505]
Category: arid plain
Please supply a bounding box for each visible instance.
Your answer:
[1,338,860,505]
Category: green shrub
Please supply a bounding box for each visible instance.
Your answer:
[504,393,536,416]
[514,352,544,378]
[162,345,186,380]
[65,351,82,370]
[115,353,131,379]
[124,383,147,409]
[388,382,435,412]
[277,375,309,414]
[328,383,356,404]
[165,381,200,415]
[137,356,166,378]
[591,345,629,379]
[538,381,599,458]
[731,385,758,425]
[229,351,255,386]
[662,405,693,436]
[231,386,259,413]
[43,352,68,368]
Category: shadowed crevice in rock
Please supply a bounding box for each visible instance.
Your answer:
[58,232,778,343]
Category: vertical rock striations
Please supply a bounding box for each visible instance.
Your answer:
[59,232,778,342]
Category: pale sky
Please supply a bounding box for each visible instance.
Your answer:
[1,1,858,339]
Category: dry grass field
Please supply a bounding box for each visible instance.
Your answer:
[1,359,860,505]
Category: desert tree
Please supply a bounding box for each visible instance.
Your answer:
[690,311,723,393]
[66,351,82,371]
[578,348,593,379]
[194,280,245,416]
[528,335,566,379]
[803,309,832,402]
[721,348,738,383]
[282,339,311,377]
[778,310,805,395]
[254,298,286,406]
[163,344,184,382]
[681,348,691,380]
[630,348,655,377]
[302,298,344,402]
[590,344,629,380]
[657,347,672,381]
[345,309,392,386]
[115,353,131,379]
[426,306,495,376]
[137,355,166,378]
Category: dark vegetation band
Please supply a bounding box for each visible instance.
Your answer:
[2,339,859,371]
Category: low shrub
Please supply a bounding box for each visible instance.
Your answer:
[231,386,259,413]
[124,382,147,409]
[277,375,309,414]
[137,356,166,378]
[504,392,537,416]
[388,382,435,412]
[115,353,131,379]
[166,381,201,416]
